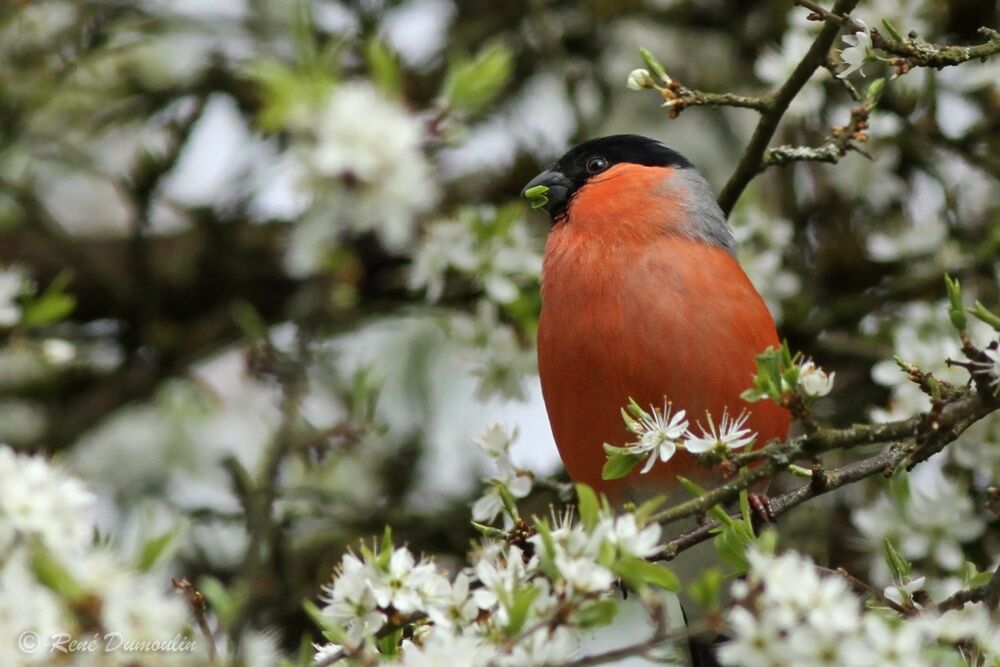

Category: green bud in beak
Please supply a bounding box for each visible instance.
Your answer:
[523,184,550,210]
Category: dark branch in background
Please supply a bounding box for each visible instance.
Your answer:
[716,0,860,216]
[794,0,1000,70]
[123,95,209,351]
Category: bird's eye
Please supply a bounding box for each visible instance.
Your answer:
[586,156,609,174]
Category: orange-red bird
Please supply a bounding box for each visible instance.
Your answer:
[525,135,790,506]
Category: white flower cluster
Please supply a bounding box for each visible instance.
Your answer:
[867,300,993,422]
[720,548,1000,667]
[471,424,533,526]
[0,445,196,666]
[450,300,536,400]
[853,470,986,575]
[313,508,665,665]
[620,402,756,474]
[287,81,440,275]
[409,205,542,304]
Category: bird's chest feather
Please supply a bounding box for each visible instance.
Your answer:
[537,229,787,503]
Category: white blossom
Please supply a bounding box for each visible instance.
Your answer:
[0,445,95,557]
[839,20,873,78]
[425,572,479,629]
[623,402,689,474]
[400,626,494,667]
[409,207,542,304]
[797,359,835,397]
[0,551,64,666]
[883,575,925,609]
[371,548,446,615]
[601,513,662,559]
[0,266,27,327]
[626,68,654,90]
[472,424,533,525]
[855,615,929,667]
[287,82,439,274]
[452,300,535,400]
[684,409,756,454]
[320,553,387,643]
[853,470,985,573]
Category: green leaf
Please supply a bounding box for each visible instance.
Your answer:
[881,18,904,42]
[532,518,560,579]
[575,598,619,629]
[31,547,87,602]
[676,475,707,497]
[576,484,601,530]
[376,526,394,570]
[523,184,549,210]
[377,627,404,656]
[944,274,967,331]
[883,538,912,579]
[21,270,76,327]
[505,585,540,635]
[713,528,749,573]
[442,43,513,115]
[865,77,886,104]
[688,568,724,610]
[969,301,1000,332]
[366,38,403,95]
[304,599,349,644]
[199,577,249,629]
[638,47,669,83]
[602,453,641,480]
[495,481,521,521]
[471,522,507,538]
[231,301,267,339]
[612,557,680,592]
[632,495,667,524]
[137,528,179,572]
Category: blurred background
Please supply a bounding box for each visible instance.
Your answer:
[1,0,998,656]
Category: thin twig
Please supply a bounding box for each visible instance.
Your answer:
[717,0,860,215]
[794,0,1000,69]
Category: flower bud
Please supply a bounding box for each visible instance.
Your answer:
[626,68,654,91]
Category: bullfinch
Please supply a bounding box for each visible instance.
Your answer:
[524,134,790,508]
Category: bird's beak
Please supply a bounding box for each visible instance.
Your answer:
[522,169,572,221]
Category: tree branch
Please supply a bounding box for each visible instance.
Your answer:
[652,388,998,542]
[794,0,1000,70]
[761,100,872,169]
[717,0,860,216]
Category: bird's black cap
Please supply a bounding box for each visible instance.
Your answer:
[523,134,693,220]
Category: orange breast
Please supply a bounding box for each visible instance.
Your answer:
[537,181,789,506]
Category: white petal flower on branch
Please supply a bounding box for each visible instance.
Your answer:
[320,553,387,643]
[602,513,662,559]
[371,547,444,615]
[472,423,532,525]
[797,359,835,397]
[623,402,689,474]
[839,20,874,79]
[684,409,756,454]
[626,68,654,90]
